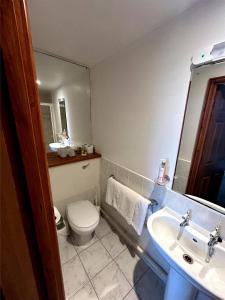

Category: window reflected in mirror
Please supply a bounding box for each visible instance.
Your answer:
[173,62,225,208]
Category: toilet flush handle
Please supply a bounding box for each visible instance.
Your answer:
[82,163,90,169]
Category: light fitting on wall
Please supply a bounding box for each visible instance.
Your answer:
[192,41,225,67]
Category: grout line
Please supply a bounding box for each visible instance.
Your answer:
[98,234,150,300]
[61,254,90,299]
[122,288,134,300]
[90,259,114,281]
[100,217,162,289]
[62,217,153,300]
[95,229,112,239]
[72,235,99,254]
[98,229,133,281]
[75,245,101,300]
[98,238,133,290]
[102,208,167,282]
[61,253,77,266]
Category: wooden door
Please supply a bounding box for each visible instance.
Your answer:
[1,0,65,299]
[1,90,42,300]
[186,77,225,207]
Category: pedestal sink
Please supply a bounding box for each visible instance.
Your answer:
[147,207,225,300]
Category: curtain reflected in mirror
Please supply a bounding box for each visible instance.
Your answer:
[173,62,225,208]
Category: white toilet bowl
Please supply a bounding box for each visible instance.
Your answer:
[66,200,100,245]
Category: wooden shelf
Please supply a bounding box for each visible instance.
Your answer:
[47,152,101,168]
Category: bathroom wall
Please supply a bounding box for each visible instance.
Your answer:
[91,0,225,184]
[49,158,101,216]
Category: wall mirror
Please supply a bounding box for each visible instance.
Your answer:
[35,51,92,152]
[173,62,225,211]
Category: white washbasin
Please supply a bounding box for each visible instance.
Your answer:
[147,207,225,299]
[49,142,66,152]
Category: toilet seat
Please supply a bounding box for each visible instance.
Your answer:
[67,200,99,235]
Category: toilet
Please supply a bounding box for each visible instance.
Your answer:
[66,200,100,245]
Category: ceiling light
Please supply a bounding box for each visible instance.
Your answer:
[36,79,42,85]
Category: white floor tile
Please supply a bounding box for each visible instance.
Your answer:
[74,234,99,254]
[58,236,77,264]
[133,268,165,300]
[101,232,126,258]
[92,261,131,300]
[115,249,148,286]
[62,256,89,299]
[95,218,112,239]
[69,282,98,300]
[79,241,112,279]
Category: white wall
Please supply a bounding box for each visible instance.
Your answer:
[52,82,92,145]
[91,0,225,185]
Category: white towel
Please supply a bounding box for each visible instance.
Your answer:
[105,177,149,235]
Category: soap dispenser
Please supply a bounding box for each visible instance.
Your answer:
[157,159,166,184]
[157,159,170,185]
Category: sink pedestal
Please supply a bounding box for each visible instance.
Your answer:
[164,268,197,300]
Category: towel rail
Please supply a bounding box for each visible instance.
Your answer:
[109,174,158,209]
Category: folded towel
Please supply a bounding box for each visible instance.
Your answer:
[105,177,149,235]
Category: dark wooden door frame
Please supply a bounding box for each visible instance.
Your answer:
[186,76,225,195]
[1,0,65,299]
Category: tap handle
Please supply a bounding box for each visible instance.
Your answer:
[210,225,221,238]
[215,225,220,232]
[182,209,191,219]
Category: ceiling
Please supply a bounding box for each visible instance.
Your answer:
[28,0,200,67]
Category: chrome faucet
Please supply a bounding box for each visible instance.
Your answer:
[180,210,191,227]
[205,225,222,263]
[177,210,191,240]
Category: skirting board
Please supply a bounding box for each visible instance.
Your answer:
[101,207,167,284]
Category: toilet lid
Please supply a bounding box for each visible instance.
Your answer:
[67,200,99,228]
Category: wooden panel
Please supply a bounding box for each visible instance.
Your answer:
[47,152,102,168]
[1,0,65,299]
[1,88,41,300]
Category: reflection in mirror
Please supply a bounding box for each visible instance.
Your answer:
[173,62,225,209]
[58,98,68,135]
[35,51,92,152]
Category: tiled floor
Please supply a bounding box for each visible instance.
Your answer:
[58,217,165,300]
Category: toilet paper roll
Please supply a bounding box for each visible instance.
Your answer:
[54,206,61,224]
